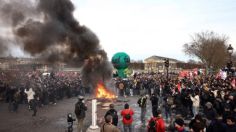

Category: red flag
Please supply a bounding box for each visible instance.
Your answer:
[231,78,235,88]
[177,83,181,92]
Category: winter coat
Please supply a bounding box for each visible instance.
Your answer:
[190,95,200,107]
[204,108,217,121]
[156,117,166,132]
[189,119,206,132]
[147,116,166,132]
[121,108,134,125]
[150,95,159,107]
[206,119,227,132]
[100,123,120,132]
[105,109,118,126]
[74,101,87,119]
[24,88,35,102]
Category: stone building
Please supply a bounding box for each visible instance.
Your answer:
[144,55,182,73]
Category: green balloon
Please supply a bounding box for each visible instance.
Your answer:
[112,52,130,69]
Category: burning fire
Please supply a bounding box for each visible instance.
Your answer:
[95,83,116,99]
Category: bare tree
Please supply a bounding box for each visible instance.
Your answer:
[232,53,236,66]
[183,31,229,70]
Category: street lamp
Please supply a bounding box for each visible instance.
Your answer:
[164,59,169,80]
[227,44,234,57]
[227,44,234,75]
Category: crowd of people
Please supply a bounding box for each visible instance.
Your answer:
[0,70,83,116]
[1,69,236,132]
[101,72,236,132]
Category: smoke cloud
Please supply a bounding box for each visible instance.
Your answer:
[0,0,112,88]
[0,36,10,57]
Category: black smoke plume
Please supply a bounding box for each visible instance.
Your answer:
[0,0,112,88]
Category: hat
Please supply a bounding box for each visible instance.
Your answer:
[175,118,184,126]
[78,95,84,100]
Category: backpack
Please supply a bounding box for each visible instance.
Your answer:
[125,113,131,120]
[137,98,141,107]
[148,118,157,132]
[138,97,147,107]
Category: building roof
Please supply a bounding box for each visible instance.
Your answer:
[144,55,182,63]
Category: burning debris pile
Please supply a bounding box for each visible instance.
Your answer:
[0,0,112,90]
[95,83,116,99]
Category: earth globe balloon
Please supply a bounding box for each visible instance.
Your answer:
[111,52,130,78]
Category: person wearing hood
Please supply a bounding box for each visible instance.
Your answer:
[204,102,217,121]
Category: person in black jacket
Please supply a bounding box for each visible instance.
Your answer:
[206,115,227,132]
[105,104,118,126]
[189,114,206,132]
[137,94,147,127]
[31,97,37,116]
[67,113,76,132]
[204,102,217,121]
[74,96,87,132]
[226,116,236,132]
[150,93,159,117]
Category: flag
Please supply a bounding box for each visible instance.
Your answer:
[231,78,235,88]
[177,83,181,92]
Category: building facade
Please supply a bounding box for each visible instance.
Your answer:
[144,55,182,73]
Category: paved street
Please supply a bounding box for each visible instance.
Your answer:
[0,95,189,132]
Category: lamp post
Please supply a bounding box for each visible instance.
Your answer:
[227,44,234,75]
[164,59,169,80]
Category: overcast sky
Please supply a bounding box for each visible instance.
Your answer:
[71,0,236,61]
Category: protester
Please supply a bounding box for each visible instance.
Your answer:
[121,103,134,132]
[163,94,173,121]
[74,96,87,132]
[150,93,159,117]
[137,94,148,127]
[190,92,200,117]
[206,115,227,132]
[101,115,120,132]
[104,104,118,126]
[226,116,236,132]
[189,114,206,132]
[24,88,35,110]
[147,110,165,132]
[174,118,187,132]
[67,113,76,132]
[31,97,37,116]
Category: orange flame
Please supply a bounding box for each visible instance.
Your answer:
[95,83,116,99]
